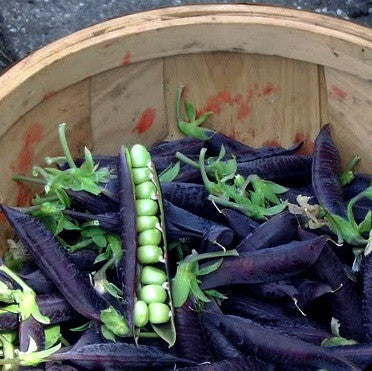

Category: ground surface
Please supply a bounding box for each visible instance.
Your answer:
[0,0,371,73]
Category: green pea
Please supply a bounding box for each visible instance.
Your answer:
[136,199,158,216]
[130,144,151,168]
[137,216,159,233]
[135,181,157,199]
[138,228,162,246]
[140,284,167,304]
[141,266,167,285]
[137,245,163,264]
[134,300,149,327]
[148,303,171,324]
[132,167,151,185]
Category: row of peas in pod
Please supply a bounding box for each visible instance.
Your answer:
[129,145,172,328]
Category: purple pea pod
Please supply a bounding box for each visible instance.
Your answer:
[161,182,223,222]
[175,299,213,363]
[312,124,347,218]
[2,206,110,321]
[237,155,312,185]
[49,343,194,369]
[175,169,203,184]
[19,317,45,352]
[200,236,328,289]
[0,271,15,288]
[236,211,298,253]
[281,184,317,204]
[208,312,358,370]
[0,294,76,331]
[72,324,105,350]
[67,190,118,214]
[117,147,138,333]
[235,142,304,163]
[150,137,204,157]
[330,344,372,370]
[69,249,98,272]
[164,200,234,249]
[299,228,364,341]
[362,253,372,342]
[343,173,371,200]
[204,131,254,155]
[221,208,259,239]
[177,358,269,371]
[63,210,119,233]
[46,366,79,371]
[250,280,299,300]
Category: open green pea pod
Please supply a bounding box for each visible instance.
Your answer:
[117,144,176,347]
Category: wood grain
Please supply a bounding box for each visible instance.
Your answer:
[90,59,167,153]
[164,53,320,151]
[323,67,372,172]
[0,5,370,136]
[0,80,91,251]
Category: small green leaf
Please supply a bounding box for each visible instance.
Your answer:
[19,343,61,366]
[44,325,61,349]
[171,269,191,308]
[93,235,107,248]
[190,277,210,303]
[194,112,213,127]
[321,337,358,347]
[359,211,371,234]
[178,121,211,140]
[100,307,130,337]
[197,259,223,276]
[0,304,20,314]
[204,289,227,300]
[101,325,117,342]
[327,214,366,246]
[184,101,196,122]
[159,162,181,183]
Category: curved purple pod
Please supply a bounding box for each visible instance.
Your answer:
[200,236,328,289]
[362,253,372,342]
[343,173,372,200]
[312,124,347,217]
[2,206,109,321]
[236,211,298,253]
[150,137,204,157]
[117,147,138,333]
[63,209,120,233]
[237,155,312,184]
[161,182,223,222]
[177,358,270,371]
[175,300,213,363]
[221,208,259,239]
[299,229,364,342]
[69,248,98,272]
[49,343,193,369]
[164,200,234,249]
[291,278,333,308]
[19,269,56,294]
[67,190,119,214]
[208,313,359,370]
[19,317,45,352]
[72,324,105,350]
[235,142,304,163]
[281,184,316,204]
[204,131,254,155]
[330,344,372,370]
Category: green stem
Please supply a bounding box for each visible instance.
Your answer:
[137,332,160,338]
[175,151,200,169]
[12,175,46,185]
[32,166,50,182]
[0,265,33,293]
[185,249,238,264]
[199,148,215,191]
[32,195,59,205]
[208,194,246,212]
[45,156,67,165]
[347,191,367,229]
[346,155,360,172]
[0,333,15,370]
[69,238,94,252]
[60,336,70,347]
[175,85,184,124]
[58,123,76,169]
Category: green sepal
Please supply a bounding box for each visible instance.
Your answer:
[100,307,130,337]
[69,322,92,332]
[18,343,61,366]
[44,325,61,349]
[101,325,117,342]
[159,162,181,183]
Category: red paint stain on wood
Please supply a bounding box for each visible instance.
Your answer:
[11,123,44,207]
[122,51,131,66]
[42,91,59,101]
[134,108,156,134]
[329,85,347,100]
[237,101,251,122]
[263,139,281,147]
[261,83,278,96]
[12,123,44,174]
[202,91,234,114]
[293,131,315,155]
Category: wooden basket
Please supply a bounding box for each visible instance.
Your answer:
[0,4,371,247]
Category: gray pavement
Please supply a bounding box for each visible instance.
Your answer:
[0,0,371,73]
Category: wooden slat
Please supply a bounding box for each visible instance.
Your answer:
[0,5,371,137]
[90,59,167,153]
[0,80,91,250]
[164,53,320,151]
[323,67,372,172]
